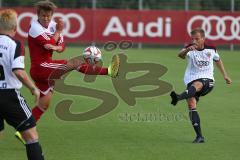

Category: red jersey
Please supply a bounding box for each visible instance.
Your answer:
[28,19,65,67]
[28,20,66,95]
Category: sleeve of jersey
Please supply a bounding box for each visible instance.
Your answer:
[12,41,25,70]
[213,50,220,62]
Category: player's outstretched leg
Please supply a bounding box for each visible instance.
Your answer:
[76,54,120,77]
[170,86,197,106]
[178,86,197,100]
[108,54,120,78]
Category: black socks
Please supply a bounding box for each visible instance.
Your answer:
[189,108,203,138]
[26,141,44,160]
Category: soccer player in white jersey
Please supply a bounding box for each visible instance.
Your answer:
[170,28,232,143]
[0,9,45,159]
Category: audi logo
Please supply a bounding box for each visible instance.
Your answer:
[187,15,240,40]
[17,12,85,38]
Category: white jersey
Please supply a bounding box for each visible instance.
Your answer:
[28,19,64,43]
[0,34,25,89]
[183,44,220,85]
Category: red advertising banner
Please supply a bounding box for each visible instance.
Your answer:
[12,8,240,45]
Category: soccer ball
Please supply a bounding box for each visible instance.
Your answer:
[82,46,102,65]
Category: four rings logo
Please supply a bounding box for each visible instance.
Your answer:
[187,15,240,41]
[17,12,85,38]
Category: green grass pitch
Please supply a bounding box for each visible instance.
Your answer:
[1,47,239,160]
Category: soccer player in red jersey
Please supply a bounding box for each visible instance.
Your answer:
[29,0,119,121]
[15,0,120,143]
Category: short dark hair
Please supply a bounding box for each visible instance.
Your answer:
[190,28,205,38]
[35,0,57,15]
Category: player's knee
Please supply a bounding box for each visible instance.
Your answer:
[192,81,203,92]
[21,127,39,142]
[188,105,196,110]
[38,100,50,110]
[38,93,53,110]
[188,102,196,109]
[187,99,196,109]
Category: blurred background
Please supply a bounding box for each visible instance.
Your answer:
[1,0,240,11]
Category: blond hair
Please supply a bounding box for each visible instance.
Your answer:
[35,0,57,15]
[0,9,17,31]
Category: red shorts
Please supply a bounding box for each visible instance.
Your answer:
[30,60,67,97]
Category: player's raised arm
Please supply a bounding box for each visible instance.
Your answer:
[215,59,232,84]
[52,17,64,42]
[178,48,189,59]
[178,44,196,59]
[43,18,65,53]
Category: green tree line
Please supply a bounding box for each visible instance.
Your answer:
[1,0,240,11]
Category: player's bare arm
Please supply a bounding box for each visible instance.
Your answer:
[43,18,65,52]
[178,48,189,59]
[44,43,63,52]
[13,69,40,103]
[53,17,64,42]
[215,59,232,84]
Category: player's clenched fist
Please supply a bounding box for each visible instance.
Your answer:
[186,44,197,51]
[224,76,232,84]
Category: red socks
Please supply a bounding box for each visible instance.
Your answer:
[77,64,108,75]
[32,106,44,122]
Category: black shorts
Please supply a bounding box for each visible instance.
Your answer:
[0,89,36,132]
[187,78,214,101]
